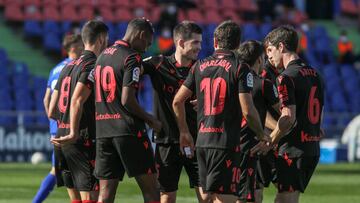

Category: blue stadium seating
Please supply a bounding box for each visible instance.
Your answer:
[43,32,62,51]
[116,22,128,39]
[242,23,261,41]
[24,20,42,38]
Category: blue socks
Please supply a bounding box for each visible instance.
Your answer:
[32,173,56,203]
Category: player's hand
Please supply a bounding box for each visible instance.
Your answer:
[50,133,79,147]
[250,141,272,157]
[149,119,162,133]
[179,132,195,158]
[190,99,198,111]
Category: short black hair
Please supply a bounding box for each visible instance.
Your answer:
[127,18,154,35]
[81,20,108,45]
[173,21,202,41]
[264,25,298,52]
[214,20,241,50]
[62,34,82,52]
[237,40,263,66]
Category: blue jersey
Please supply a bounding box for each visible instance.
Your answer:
[47,58,72,135]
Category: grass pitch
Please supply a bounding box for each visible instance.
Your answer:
[0,163,359,203]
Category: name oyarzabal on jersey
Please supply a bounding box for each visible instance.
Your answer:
[93,40,146,138]
[276,59,324,157]
[183,50,253,149]
[54,51,97,142]
[142,54,197,144]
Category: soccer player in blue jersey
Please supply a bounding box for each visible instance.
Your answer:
[33,34,83,203]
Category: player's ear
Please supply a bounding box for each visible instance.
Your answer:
[139,30,146,40]
[278,42,285,53]
[179,39,185,49]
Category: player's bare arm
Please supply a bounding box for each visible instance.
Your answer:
[48,90,59,119]
[51,82,91,146]
[121,86,162,132]
[239,93,268,142]
[270,105,296,144]
[173,85,195,157]
[43,88,51,116]
[265,102,281,130]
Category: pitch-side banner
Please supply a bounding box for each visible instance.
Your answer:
[0,126,52,162]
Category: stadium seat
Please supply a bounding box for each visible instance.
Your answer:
[259,22,272,39]
[43,21,61,35]
[60,0,77,6]
[341,0,358,15]
[133,0,152,9]
[220,0,238,10]
[42,0,59,6]
[98,0,113,7]
[150,6,161,23]
[177,9,186,22]
[24,20,43,38]
[222,10,242,23]
[24,0,41,6]
[331,91,349,112]
[104,22,116,44]
[116,22,128,39]
[61,21,73,34]
[4,4,24,21]
[187,9,205,24]
[238,0,258,12]
[0,48,9,63]
[24,5,43,21]
[43,32,62,52]
[79,5,95,21]
[202,0,218,9]
[114,0,131,8]
[114,8,133,22]
[99,7,116,22]
[204,9,222,24]
[77,0,95,7]
[43,5,61,21]
[61,4,79,22]
[242,23,261,41]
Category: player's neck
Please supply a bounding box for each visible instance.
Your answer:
[84,45,98,56]
[174,50,192,67]
[282,53,299,69]
[68,52,77,60]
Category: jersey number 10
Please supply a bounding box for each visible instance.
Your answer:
[200,77,227,116]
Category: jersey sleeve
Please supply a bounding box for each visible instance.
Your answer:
[78,61,95,89]
[123,53,142,89]
[237,64,253,93]
[142,56,156,76]
[263,79,279,106]
[182,62,197,92]
[276,74,296,108]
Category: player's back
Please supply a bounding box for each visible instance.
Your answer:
[190,50,245,149]
[278,59,324,156]
[94,40,145,138]
[55,52,96,140]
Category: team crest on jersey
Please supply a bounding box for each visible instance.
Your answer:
[247,73,253,88]
[273,85,278,98]
[133,67,140,82]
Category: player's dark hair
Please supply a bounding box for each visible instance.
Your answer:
[173,21,202,41]
[62,34,82,52]
[81,20,108,45]
[214,20,241,50]
[126,18,154,35]
[264,25,298,52]
[237,40,264,66]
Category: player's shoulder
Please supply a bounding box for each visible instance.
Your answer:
[51,58,71,75]
[143,54,164,65]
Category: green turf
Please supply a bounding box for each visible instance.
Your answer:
[0,163,359,203]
